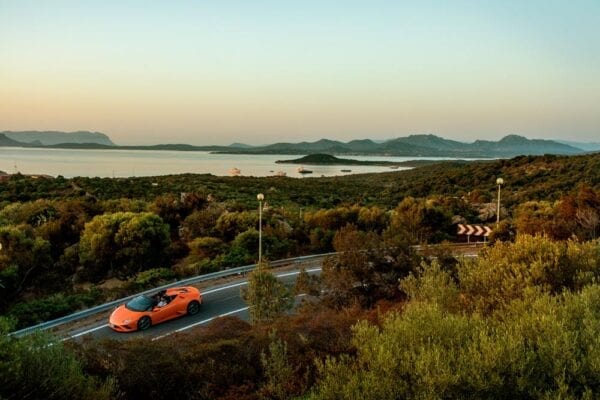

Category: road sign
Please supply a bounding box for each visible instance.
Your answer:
[457,224,492,237]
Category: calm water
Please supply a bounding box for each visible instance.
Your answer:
[0,147,476,178]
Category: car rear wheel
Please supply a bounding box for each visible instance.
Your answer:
[137,316,152,331]
[187,300,201,316]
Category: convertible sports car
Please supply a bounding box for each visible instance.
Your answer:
[109,286,202,332]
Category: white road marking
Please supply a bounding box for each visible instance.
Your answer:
[151,306,249,341]
[201,267,321,295]
[65,267,322,341]
[277,268,321,278]
[201,281,248,295]
[63,323,109,341]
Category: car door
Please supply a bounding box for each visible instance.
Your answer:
[151,300,177,324]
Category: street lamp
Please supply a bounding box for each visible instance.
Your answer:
[496,178,504,224]
[257,193,264,263]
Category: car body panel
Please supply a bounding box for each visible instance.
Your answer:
[109,286,202,332]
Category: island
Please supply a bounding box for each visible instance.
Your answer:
[275,153,464,168]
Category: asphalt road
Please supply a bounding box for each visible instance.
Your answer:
[62,267,321,342]
[57,243,483,342]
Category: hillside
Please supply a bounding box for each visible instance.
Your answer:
[2,130,116,146]
[0,133,29,147]
[2,153,598,210]
[216,134,583,157]
[0,132,584,158]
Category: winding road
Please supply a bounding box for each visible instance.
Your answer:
[32,243,483,342]
[61,267,321,342]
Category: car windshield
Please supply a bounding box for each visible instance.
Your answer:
[125,295,154,312]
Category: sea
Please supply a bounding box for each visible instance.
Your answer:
[0,147,477,178]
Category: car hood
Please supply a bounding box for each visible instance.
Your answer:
[110,305,141,324]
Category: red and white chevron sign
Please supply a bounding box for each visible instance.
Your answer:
[457,224,492,236]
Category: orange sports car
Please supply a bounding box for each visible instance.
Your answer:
[109,287,202,332]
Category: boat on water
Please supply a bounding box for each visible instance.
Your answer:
[297,166,313,174]
[389,165,400,169]
[341,169,352,172]
[229,167,241,176]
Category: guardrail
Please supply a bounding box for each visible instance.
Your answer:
[9,242,485,338]
[9,252,336,338]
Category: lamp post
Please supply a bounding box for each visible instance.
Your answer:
[257,193,264,263]
[496,178,504,225]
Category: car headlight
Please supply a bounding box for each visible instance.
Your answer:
[122,319,131,324]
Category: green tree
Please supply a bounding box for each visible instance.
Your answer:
[215,211,258,241]
[241,262,294,323]
[294,266,321,296]
[150,192,206,235]
[259,332,296,400]
[321,224,417,307]
[187,236,225,261]
[181,204,224,239]
[0,225,52,307]
[0,317,116,399]
[79,212,170,280]
[389,197,453,243]
[514,200,557,236]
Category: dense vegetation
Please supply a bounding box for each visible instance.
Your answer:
[1,152,600,398]
[47,234,600,399]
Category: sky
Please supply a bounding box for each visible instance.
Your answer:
[1,1,599,145]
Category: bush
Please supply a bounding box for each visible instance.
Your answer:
[0,317,116,399]
[458,235,600,314]
[399,260,461,313]
[125,268,176,292]
[8,289,103,329]
[312,285,600,399]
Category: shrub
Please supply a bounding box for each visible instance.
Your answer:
[0,317,116,399]
[458,235,600,314]
[125,268,176,292]
[312,285,600,399]
[7,288,103,330]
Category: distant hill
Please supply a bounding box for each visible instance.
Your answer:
[0,133,29,147]
[217,134,583,157]
[557,140,600,152]
[389,134,467,152]
[0,131,585,158]
[229,142,254,149]
[2,131,115,146]
[470,135,581,156]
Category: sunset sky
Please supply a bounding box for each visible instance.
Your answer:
[1,1,599,145]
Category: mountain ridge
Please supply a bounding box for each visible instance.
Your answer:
[216,134,582,157]
[0,131,584,157]
[2,130,115,146]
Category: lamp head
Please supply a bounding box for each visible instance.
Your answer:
[257,193,265,201]
[496,178,504,185]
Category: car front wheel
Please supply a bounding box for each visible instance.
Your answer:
[137,316,152,331]
[187,300,201,316]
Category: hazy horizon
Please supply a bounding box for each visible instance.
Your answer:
[2,1,599,145]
